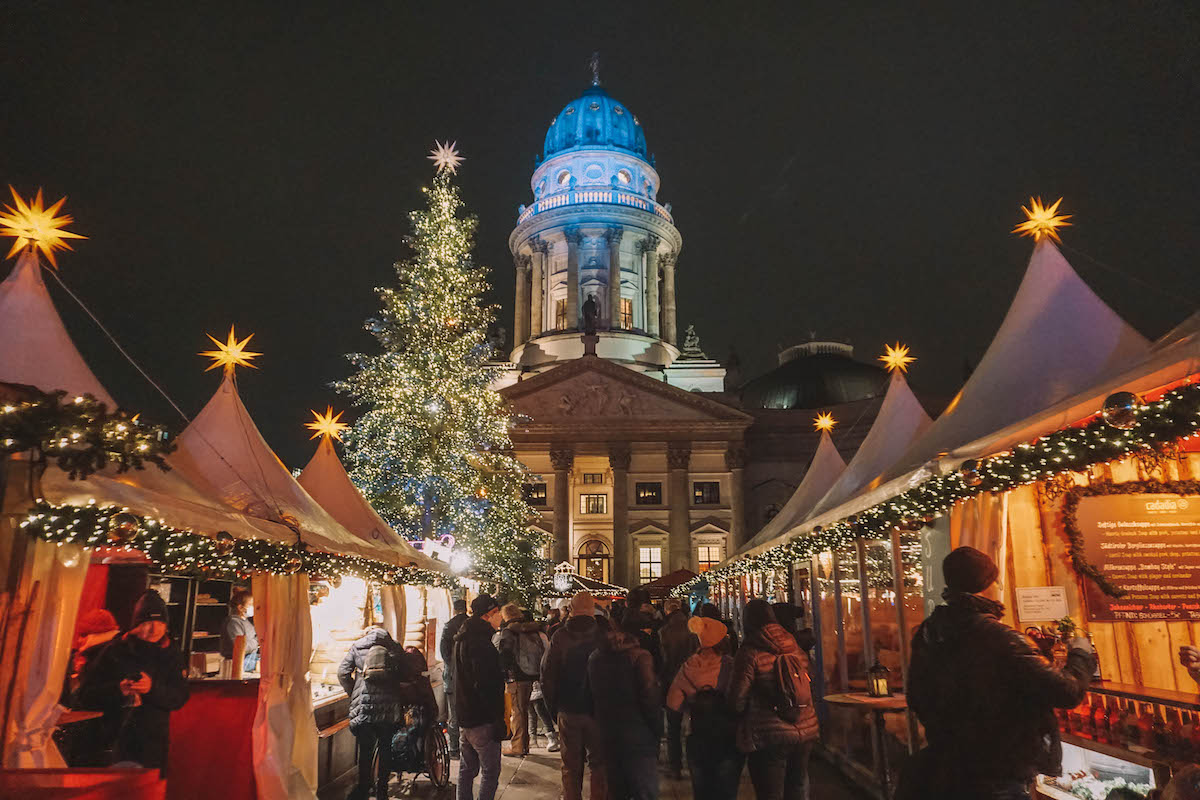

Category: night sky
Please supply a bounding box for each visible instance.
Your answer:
[4,3,1198,467]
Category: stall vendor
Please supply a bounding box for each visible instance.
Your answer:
[220,587,259,674]
[1181,645,1200,685]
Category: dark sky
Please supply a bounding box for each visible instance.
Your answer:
[4,3,1198,467]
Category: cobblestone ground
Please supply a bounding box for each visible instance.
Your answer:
[387,737,870,800]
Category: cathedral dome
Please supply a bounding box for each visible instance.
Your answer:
[740,342,888,410]
[543,84,648,161]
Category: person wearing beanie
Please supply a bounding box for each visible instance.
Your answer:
[440,597,469,759]
[453,593,505,800]
[900,546,1096,800]
[75,590,190,772]
[541,591,610,800]
[667,616,743,799]
[59,609,122,766]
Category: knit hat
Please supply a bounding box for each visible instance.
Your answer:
[471,594,499,617]
[77,608,119,637]
[688,615,728,650]
[570,591,595,617]
[943,546,999,594]
[131,590,169,627]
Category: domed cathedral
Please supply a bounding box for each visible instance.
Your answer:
[497,69,748,589]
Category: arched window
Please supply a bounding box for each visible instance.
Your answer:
[576,539,611,583]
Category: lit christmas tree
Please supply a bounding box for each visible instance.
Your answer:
[336,143,546,596]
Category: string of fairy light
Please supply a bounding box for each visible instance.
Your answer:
[675,198,1181,598]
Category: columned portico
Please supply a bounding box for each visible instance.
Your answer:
[565,227,582,330]
[514,254,531,345]
[550,447,573,563]
[667,441,691,572]
[725,446,748,547]
[607,227,624,329]
[609,445,631,586]
[660,251,678,346]
[643,236,661,338]
[530,238,546,337]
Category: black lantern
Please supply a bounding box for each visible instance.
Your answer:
[867,658,892,698]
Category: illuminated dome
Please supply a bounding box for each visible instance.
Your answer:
[740,342,888,410]
[543,84,648,162]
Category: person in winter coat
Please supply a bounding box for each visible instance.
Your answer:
[453,594,505,800]
[338,625,408,800]
[657,597,697,779]
[667,616,744,800]
[441,598,469,758]
[495,604,556,755]
[587,612,661,800]
[541,591,610,800]
[62,609,123,766]
[75,590,190,773]
[902,546,1095,800]
[729,599,818,800]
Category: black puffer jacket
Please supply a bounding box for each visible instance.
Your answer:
[440,612,468,694]
[587,629,661,755]
[338,627,406,732]
[541,614,608,717]
[904,593,1093,792]
[728,622,818,753]
[453,615,505,730]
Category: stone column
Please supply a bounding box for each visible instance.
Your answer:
[642,236,660,337]
[513,253,531,346]
[725,446,748,548]
[660,251,678,346]
[530,238,546,337]
[606,228,624,329]
[667,442,691,572]
[609,445,631,587]
[564,227,583,330]
[550,448,573,564]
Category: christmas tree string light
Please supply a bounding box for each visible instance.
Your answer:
[336,144,545,597]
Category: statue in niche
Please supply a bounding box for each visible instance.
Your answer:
[582,293,600,335]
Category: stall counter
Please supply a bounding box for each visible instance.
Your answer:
[168,679,257,800]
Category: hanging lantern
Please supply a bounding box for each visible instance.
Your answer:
[213,530,236,556]
[867,658,892,698]
[284,556,303,574]
[107,512,139,544]
[959,459,983,487]
[1101,391,1141,430]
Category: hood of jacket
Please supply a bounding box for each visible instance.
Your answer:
[505,620,543,635]
[602,629,640,653]
[457,615,496,643]
[564,614,598,636]
[351,626,395,652]
[750,622,799,655]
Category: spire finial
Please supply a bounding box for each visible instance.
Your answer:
[588,52,601,86]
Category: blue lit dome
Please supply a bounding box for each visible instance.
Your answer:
[543,84,648,161]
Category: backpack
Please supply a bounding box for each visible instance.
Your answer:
[363,644,393,684]
[515,630,546,678]
[688,660,736,747]
[768,651,811,723]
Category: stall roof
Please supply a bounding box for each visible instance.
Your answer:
[169,373,404,564]
[0,250,115,407]
[808,369,932,519]
[739,430,846,554]
[297,435,448,574]
[878,239,1148,485]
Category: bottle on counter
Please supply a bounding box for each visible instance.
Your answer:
[1051,632,1069,670]
[1126,699,1143,748]
[1086,631,1102,681]
[1138,703,1157,749]
[1092,694,1110,744]
[1152,705,1170,753]
[1109,696,1126,746]
[1165,707,1184,759]
[1189,710,1200,761]
[1069,697,1085,736]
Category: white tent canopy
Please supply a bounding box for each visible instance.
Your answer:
[739,430,846,553]
[809,369,932,520]
[298,436,447,574]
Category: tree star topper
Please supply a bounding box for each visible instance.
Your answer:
[200,326,261,374]
[1013,196,1072,244]
[0,186,87,269]
[428,141,464,174]
[814,412,837,432]
[880,342,916,373]
[306,407,349,441]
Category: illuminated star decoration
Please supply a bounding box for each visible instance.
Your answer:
[813,412,837,432]
[879,342,916,373]
[1012,196,1072,244]
[0,186,87,269]
[200,326,261,374]
[428,141,464,175]
[306,407,349,441]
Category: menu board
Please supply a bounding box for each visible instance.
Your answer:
[1078,493,1200,621]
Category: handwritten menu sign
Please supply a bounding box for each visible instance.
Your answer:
[1078,493,1200,621]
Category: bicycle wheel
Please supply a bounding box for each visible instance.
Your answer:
[425,725,450,789]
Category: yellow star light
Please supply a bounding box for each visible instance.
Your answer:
[428,141,464,174]
[0,186,87,269]
[1013,196,1072,244]
[880,342,916,373]
[814,412,837,432]
[200,326,261,374]
[306,407,349,441]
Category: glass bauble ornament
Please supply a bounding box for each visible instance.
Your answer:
[213,531,236,556]
[107,512,139,543]
[959,459,983,487]
[284,556,303,574]
[1101,391,1141,430]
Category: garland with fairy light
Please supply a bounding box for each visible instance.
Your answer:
[673,382,1200,598]
[20,500,458,588]
[0,389,175,478]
